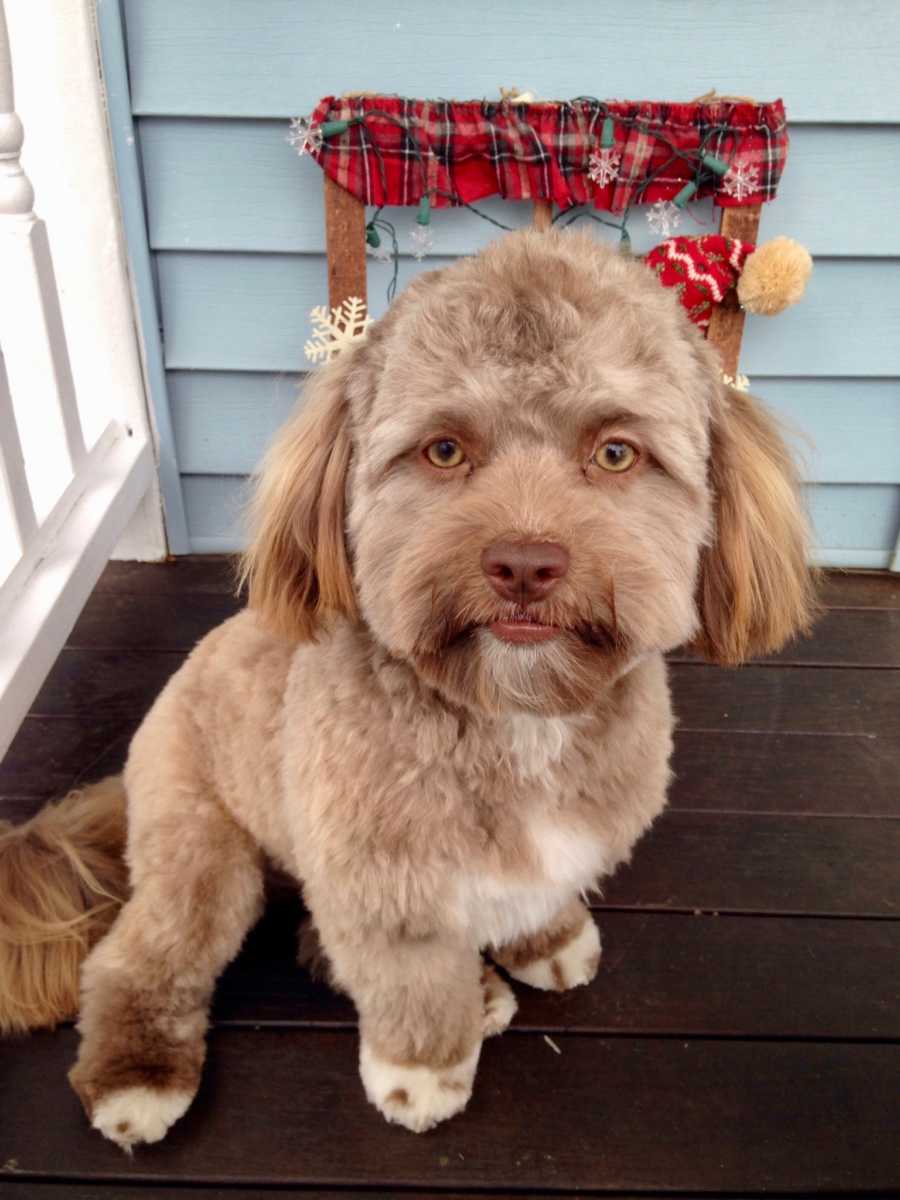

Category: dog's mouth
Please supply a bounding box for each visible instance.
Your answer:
[486,607,561,645]
[413,594,628,660]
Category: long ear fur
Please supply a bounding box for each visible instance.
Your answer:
[239,352,360,641]
[693,385,818,665]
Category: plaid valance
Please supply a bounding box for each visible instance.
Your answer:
[308,95,789,214]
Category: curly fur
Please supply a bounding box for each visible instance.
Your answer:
[0,230,815,1143]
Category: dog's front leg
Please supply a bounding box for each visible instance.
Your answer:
[69,788,264,1150]
[312,908,485,1132]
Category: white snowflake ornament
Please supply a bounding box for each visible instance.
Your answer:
[586,148,621,188]
[409,224,434,260]
[367,241,394,264]
[304,297,373,364]
[287,115,323,157]
[722,162,759,202]
[722,372,751,392]
[647,200,681,239]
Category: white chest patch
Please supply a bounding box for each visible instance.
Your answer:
[501,714,573,781]
[455,816,608,951]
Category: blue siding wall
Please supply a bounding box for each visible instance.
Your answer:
[119,0,900,565]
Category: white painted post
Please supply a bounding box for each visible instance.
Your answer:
[0,0,86,521]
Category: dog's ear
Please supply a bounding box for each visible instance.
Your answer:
[692,385,818,665]
[240,350,361,641]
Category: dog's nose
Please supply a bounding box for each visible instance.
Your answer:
[481,541,570,603]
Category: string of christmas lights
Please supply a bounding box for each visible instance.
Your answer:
[288,95,778,302]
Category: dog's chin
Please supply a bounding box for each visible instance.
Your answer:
[410,619,630,717]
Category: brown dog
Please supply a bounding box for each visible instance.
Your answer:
[0,230,814,1146]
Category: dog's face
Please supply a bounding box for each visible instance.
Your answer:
[345,239,715,714]
[243,231,814,715]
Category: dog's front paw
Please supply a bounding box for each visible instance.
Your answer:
[504,916,601,992]
[359,1039,481,1132]
[481,964,517,1036]
[88,1085,194,1151]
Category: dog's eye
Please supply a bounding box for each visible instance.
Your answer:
[592,441,637,473]
[425,439,466,468]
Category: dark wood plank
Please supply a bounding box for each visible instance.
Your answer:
[604,810,900,916]
[0,1189,614,1200]
[0,797,53,824]
[68,590,900,666]
[93,555,239,595]
[819,569,900,610]
[673,608,900,668]
[0,1192,649,1200]
[0,715,137,800]
[1,1028,897,1192]
[28,650,187,718]
[213,900,900,1040]
[68,591,241,651]
[25,651,900,740]
[670,729,900,816]
[670,664,900,736]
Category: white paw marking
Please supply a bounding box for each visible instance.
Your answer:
[359,1039,480,1133]
[91,1086,193,1149]
[506,917,601,992]
[482,967,517,1037]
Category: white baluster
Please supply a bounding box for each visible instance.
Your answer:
[0,342,36,581]
[0,0,86,522]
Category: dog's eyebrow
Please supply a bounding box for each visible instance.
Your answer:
[368,407,485,474]
[585,406,646,430]
[557,400,652,436]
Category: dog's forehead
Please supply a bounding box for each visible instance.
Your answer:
[356,232,716,469]
[364,324,710,438]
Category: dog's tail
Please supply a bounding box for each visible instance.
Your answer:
[0,776,128,1035]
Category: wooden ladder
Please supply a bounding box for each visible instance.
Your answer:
[323,178,760,378]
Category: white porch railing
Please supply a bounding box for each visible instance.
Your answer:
[0,1,154,759]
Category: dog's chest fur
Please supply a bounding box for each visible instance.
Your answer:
[454,714,607,949]
[500,713,572,780]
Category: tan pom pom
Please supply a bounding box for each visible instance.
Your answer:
[737,236,813,316]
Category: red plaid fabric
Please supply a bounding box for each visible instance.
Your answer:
[309,95,788,213]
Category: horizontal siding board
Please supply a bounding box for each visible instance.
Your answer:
[122,0,900,122]
[807,482,900,552]
[181,475,900,567]
[169,371,299,474]
[170,371,900,484]
[157,252,900,376]
[140,119,900,258]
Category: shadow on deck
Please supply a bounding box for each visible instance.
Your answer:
[1,560,899,1197]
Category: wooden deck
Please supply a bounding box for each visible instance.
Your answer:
[1,561,899,1197]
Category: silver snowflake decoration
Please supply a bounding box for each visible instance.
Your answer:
[646,200,681,238]
[722,162,759,202]
[409,224,434,260]
[586,148,621,187]
[304,297,373,364]
[287,115,323,157]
